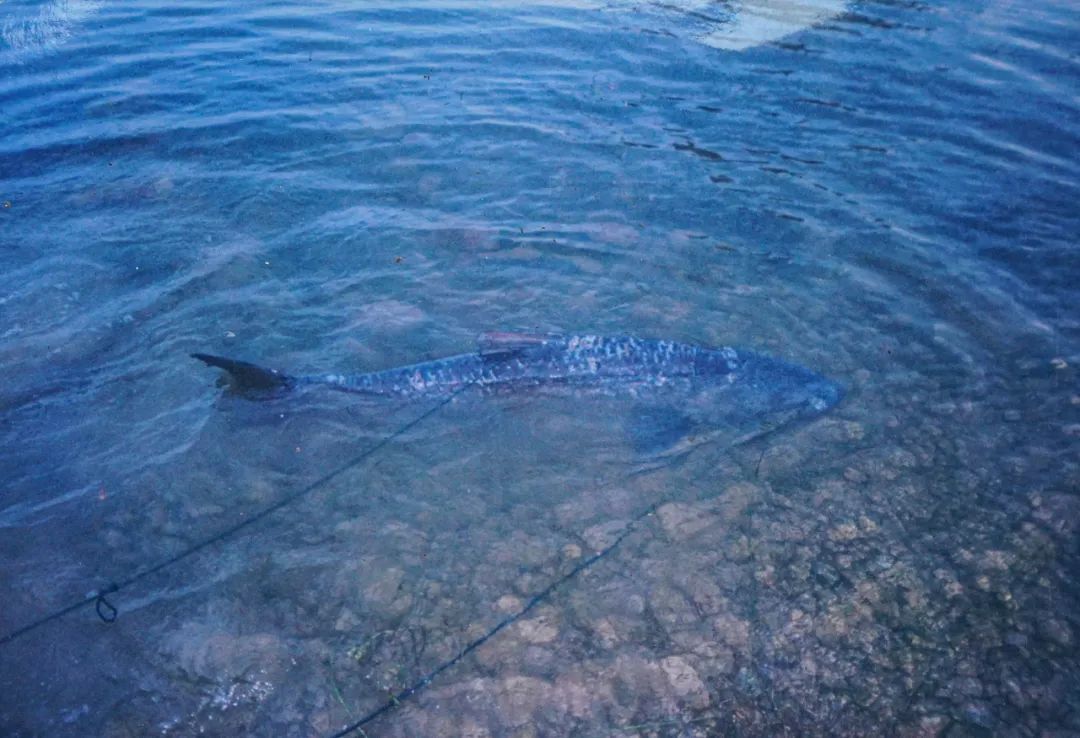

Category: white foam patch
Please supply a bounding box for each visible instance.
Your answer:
[1,0,101,60]
[0,1,845,61]
[506,0,848,50]
[698,0,848,50]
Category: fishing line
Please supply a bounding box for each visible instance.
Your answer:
[325,417,820,736]
[1,372,825,733]
[327,496,666,738]
[0,385,470,647]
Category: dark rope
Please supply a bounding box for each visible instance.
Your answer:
[0,387,468,647]
[95,589,118,623]
[326,498,663,738]
[324,421,799,734]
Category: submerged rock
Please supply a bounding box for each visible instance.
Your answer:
[582,519,629,552]
[516,611,560,644]
[657,501,715,541]
[163,621,289,683]
[495,676,555,728]
[711,613,752,653]
[659,655,710,709]
[495,594,524,614]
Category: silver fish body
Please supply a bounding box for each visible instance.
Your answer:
[193,332,843,429]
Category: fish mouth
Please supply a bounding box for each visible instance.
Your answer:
[806,378,845,414]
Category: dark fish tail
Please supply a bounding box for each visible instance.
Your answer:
[191,353,294,393]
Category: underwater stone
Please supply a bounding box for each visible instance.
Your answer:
[718,481,763,521]
[1032,493,1080,539]
[689,641,735,676]
[711,613,751,653]
[592,617,621,648]
[659,655,710,709]
[460,720,492,738]
[164,623,288,683]
[844,466,868,483]
[493,676,555,728]
[333,608,361,632]
[656,501,715,541]
[684,575,727,617]
[828,522,861,542]
[552,671,610,720]
[961,701,995,729]
[516,611,559,644]
[897,715,947,738]
[1038,618,1073,649]
[495,594,523,614]
[582,519,628,552]
[608,655,678,715]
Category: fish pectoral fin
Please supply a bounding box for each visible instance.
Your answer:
[476,331,564,357]
[627,405,697,455]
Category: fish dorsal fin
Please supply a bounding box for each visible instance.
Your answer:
[476,331,565,357]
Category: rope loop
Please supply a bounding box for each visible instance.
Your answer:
[95,586,119,623]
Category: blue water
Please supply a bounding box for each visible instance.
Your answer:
[1,1,1078,735]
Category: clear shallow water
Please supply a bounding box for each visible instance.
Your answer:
[1,0,1078,735]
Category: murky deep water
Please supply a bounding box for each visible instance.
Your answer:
[1,1,1077,736]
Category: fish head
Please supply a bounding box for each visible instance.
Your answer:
[642,352,843,458]
[737,352,844,422]
[686,349,843,444]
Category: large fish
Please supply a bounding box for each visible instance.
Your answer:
[193,332,842,451]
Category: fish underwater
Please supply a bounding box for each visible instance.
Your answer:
[194,332,843,452]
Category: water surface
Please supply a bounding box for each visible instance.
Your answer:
[1,0,1078,736]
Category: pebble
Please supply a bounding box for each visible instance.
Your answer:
[582,519,628,551]
[844,467,867,483]
[899,715,946,738]
[164,623,287,683]
[516,612,559,644]
[593,618,620,648]
[813,560,841,587]
[461,720,492,738]
[828,522,860,542]
[961,701,994,728]
[493,676,553,728]
[656,502,714,541]
[496,594,523,614]
[1039,618,1073,648]
[711,613,751,651]
[659,655,710,709]
[727,535,752,562]
[843,420,866,440]
[333,608,361,632]
[363,566,411,617]
[979,550,1011,571]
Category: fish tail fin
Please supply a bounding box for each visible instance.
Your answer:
[191,353,294,394]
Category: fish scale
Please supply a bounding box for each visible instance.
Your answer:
[312,336,712,397]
